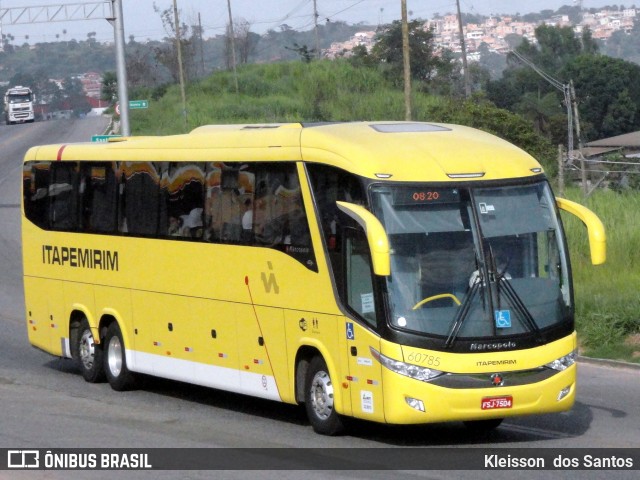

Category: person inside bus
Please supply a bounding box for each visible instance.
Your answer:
[181,207,204,239]
[241,197,253,242]
[168,216,183,236]
[417,233,477,308]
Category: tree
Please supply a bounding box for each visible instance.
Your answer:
[234,18,259,64]
[101,71,118,104]
[504,33,524,50]
[477,42,507,80]
[285,43,315,63]
[602,21,640,64]
[152,2,196,83]
[61,76,90,116]
[514,91,564,136]
[348,44,377,69]
[601,89,636,137]
[486,24,607,145]
[529,24,585,71]
[9,72,36,88]
[370,20,441,88]
[128,49,159,87]
[563,54,640,140]
[2,33,15,53]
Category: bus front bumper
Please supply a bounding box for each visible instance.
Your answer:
[381,363,576,425]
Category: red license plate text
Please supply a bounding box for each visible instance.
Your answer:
[481,395,513,410]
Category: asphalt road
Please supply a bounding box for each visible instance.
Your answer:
[0,117,638,480]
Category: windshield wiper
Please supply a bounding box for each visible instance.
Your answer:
[496,274,542,339]
[488,243,543,341]
[444,246,544,348]
[444,276,481,349]
[487,240,540,337]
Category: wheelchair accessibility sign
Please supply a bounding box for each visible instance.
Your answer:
[495,310,512,328]
[346,322,355,340]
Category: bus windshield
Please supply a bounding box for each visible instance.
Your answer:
[370,181,571,344]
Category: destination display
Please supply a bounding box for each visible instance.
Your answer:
[392,187,461,206]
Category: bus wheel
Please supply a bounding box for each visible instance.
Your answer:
[104,322,137,391]
[304,356,344,435]
[74,318,105,383]
[463,418,503,433]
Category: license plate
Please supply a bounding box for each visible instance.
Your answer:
[481,395,513,410]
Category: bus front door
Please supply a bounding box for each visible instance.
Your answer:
[344,229,384,421]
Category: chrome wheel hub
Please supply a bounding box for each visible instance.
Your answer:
[79,329,96,370]
[107,335,123,377]
[310,370,334,420]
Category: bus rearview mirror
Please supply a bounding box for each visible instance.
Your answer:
[556,197,606,265]
[336,201,390,276]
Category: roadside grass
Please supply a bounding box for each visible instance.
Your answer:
[560,187,640,362]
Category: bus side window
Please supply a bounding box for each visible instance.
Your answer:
[205,163,255,243]
[306,163,366,303]
[166,162,205,239]
[82,163,118,233]
[49,162,79,231]
[24,162,51,229]
[219,168,243,242]
[119,162,164,236]
[252,163,315,268]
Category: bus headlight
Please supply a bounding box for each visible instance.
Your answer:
[370,347,444,382]
[544,349,577,372]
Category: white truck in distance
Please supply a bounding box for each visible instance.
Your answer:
[4,86,35,124]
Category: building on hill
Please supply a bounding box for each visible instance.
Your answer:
[78,72,103,98]
[324,31,376,58]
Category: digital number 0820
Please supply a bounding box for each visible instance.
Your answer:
[412,191,440,202]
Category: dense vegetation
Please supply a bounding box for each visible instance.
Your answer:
[129,60,557,173]
[562,188,640,362]
[488,24,640,143]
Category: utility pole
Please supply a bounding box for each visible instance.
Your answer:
[112,0,130,136]
[510,49,587,195]
[455,0,471,98]
[198,12,205,77]
[173,0,187,132]
[401,0,411,121]
[570,80,587,195]
[313,0,320,59]
[0,2,129,132]
[0,3,3,54]
[226,0,239,94]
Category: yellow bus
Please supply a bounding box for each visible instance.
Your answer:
[22,122,605,435]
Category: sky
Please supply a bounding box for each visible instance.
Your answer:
[0,1,629,44]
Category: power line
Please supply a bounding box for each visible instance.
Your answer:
[323,0,366,21]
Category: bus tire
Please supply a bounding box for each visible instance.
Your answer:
[103,322,137,391]
[463,418,503,433]
[73,318,105,383]
[304,356,344,435]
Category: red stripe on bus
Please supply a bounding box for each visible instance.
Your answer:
[56,145,67,161]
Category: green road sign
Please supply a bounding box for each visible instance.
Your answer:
[129,99,149,109]
[91,134,122,142]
